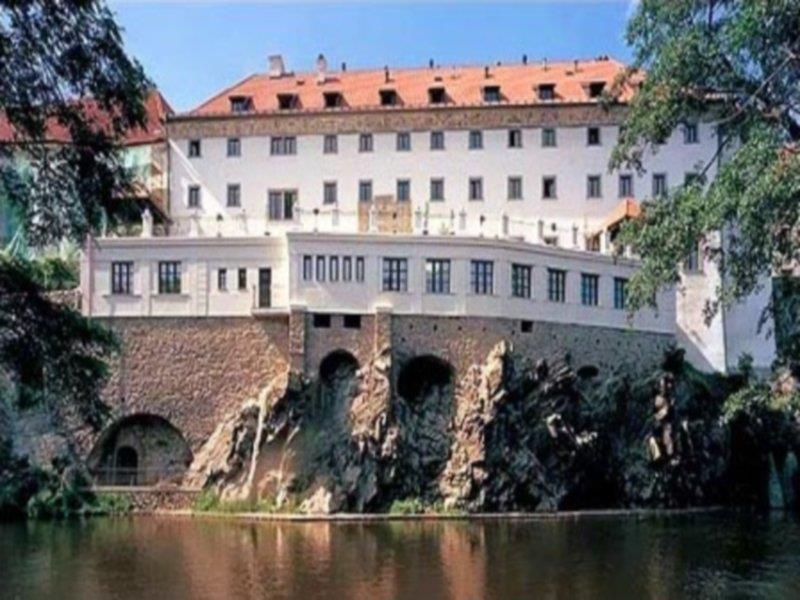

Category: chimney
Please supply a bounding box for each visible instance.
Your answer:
[316,53,328,84]
[574,59,579,72]
[429,58,434,69]
[268,54,286,78]
[484,65,490,79]
[543,57,548,71]
[384,66,390,83]
[522,54,528,65]
[341,61,347,72]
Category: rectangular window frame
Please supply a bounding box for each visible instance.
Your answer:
[396,132,411,152]
[111,261,133,295]
[547,268,566,303]
[508,176,523,201]
[430,131,445,150]
[425,259,451,295]
[382,257,408,292]
[587,175,602,199]
[226,137,241,157]
[323,134,338,154]
[468,177,483,201]
[158,261,181,295]
[470,260,494,295]
[358,133,374,153]
[581,273,599,306]
[226,183,241,207]
[511,263,532,299]
[430,178,444,202]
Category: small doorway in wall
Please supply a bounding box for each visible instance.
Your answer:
[258,268,272,308]
[115,446,139,486]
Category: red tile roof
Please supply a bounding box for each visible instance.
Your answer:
[0,90,173,146]
[190,56,638,117]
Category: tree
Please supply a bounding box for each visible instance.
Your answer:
[612,0,800,351]
[0,2,150,415]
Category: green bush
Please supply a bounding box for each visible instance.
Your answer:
[389,498,426,515]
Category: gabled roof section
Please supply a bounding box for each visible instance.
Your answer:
[188,56,638,117]
[0,90,173,146]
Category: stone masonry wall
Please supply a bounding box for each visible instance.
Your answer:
[94,317,290,455]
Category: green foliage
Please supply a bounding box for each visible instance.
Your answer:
[0,0,151,247]
[389,497,427,515]
[611,0,800,319]
[0,254,118,423]
[773,276,800,363]
[192,490,281,514]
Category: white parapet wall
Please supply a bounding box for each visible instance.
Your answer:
[79,229,674,336]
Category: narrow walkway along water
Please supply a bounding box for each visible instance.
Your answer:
[2,511,800,599]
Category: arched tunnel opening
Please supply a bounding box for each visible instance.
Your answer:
[88,414,192,487]
[316,350,360,424]
[393,355,456,500]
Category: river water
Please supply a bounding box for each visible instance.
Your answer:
[1,512,799,599]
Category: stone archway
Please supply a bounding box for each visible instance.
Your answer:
[315,350,360,423]
[394,354,456,499]
[88,414,193,487]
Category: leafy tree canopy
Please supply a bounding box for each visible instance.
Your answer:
[0,2,149,418]
[612,0,800,337]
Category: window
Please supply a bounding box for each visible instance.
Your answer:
[684,122,698,144]
[323,92,342,109]
[111,261,133,295]
[538,84,555,100]
[653,173,668,197]
[302,256,313,281]
[470,260,494,295]
[508,129,523,148]
[313,313,331,328]
[520,320,533,333]
[547,268,566,303]
[227,137,241,157]
[316,256,326,282]
[158,261,181,295]
[323,134,338,154]
[483,85,501,103]
[355,257,365,282]
[508,176,523,200]
[468,130,483,150]
[430,178,444,202]
[587,127,601,146]
[227,184,241,207]
[685,243,702,273]
[380,89,398,106]
[511,263,532,299]
[425,259,451,294]
[238,268,247,291]
[358,180,373,203]
[468,177,483,201]
[588,81,606,98]
[229,96,252,113]
[587,175,602,199]
[542,128,557,147]
[542,176,557,199]
[397,179,410,202]
[614,277,628,310]
[581,273,599,306]
[359,133,373,153]
[267,190,296,220]
[323,181,337,205]
[277,93,298,110]
[382,258,408,292]
[217,268,228,292]
[430,131,445,150]
[188,139,201,157]
[329,256,339,282]
[188,185,201,208]
[270,136,296,155]
[428,87,446,104]
[342,256,353,281]
[344,314,362,329]
[619,174,634,198]
[396,132,411,151]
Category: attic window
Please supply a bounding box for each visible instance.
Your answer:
[428,86,446,104]
[380,89,398,106]
[538,84,555,101]
[483,85,501,103]
[589,82,606,98]
[323,91,343,109]
[229,96,253,113]
[277,93,299,110]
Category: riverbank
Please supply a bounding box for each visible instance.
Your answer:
[155,504,729,523]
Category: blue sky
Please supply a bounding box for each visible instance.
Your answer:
[111,2,636,112]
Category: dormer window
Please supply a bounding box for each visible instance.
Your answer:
[380,89,398,106]
[483,85,501,103]
[277,93,299,110]
[229,96,253,113]
[323,91,343,109]
[428,86,446,105]
[538,84,555,101]
[588,81,606,98]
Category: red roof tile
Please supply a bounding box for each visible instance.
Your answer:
[190,56,638,117]
[0,90,173,146]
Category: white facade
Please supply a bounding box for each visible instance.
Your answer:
[167,122,715,245]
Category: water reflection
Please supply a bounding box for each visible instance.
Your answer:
[2,513,800,599]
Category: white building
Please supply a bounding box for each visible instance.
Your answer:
[81,54,776,373]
